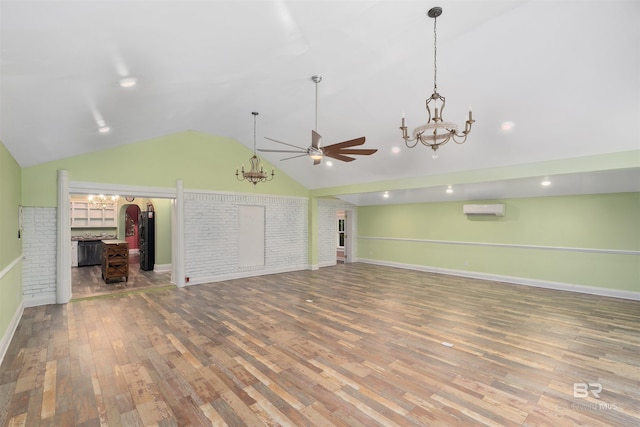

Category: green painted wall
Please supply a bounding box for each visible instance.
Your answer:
[21,131,309,265]
[0,140,23,344]
[152,198,172,266]
[22,130,308,207]
[113,198,171,265]
[357,193,640,292]
[11,130,640,298]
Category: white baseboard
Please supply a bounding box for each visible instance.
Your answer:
[357,258,640,301]
[0,299,24,367]
[23,292,57,307]
[318,260,337,268]
[187,264,309,286]
[154,263,172,273]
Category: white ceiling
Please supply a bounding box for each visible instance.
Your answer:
[337,167,640,206]
[1,0,639,204]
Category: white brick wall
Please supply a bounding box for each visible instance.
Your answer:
[184,191,308,283]
[20,192,320,301]
[318,198,356,266]
[21,207,57,306]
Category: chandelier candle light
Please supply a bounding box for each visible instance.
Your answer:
[400,6,475,159]
[236,112,275,186]
[88,194,119,209]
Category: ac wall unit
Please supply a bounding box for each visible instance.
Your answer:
[463,204,505,216]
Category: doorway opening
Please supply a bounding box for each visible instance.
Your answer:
[124,204,141,254]
[337,211,346,263]
[335,209,354,264]
[69,194,172,300]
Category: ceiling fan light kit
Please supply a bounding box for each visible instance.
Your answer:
[259,74,377,165]
[236,112,275,186]
[400,6,475,159]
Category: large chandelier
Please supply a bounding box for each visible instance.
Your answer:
[236,112,274,186]
[400,6,475,159]
[88,194,118,208]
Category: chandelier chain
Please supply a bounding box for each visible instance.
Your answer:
[253,112,257,152]
[433,13,438,92]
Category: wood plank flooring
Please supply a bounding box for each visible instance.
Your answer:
[1,263,639,426]
[71,253,173,300]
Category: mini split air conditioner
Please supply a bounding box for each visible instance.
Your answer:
[463,204,505,216]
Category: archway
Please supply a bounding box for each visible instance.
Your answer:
[123,204,141,253]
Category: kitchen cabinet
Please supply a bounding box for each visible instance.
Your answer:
[78,240,102,266]
[70,201,117,228]
[101,240,129,283]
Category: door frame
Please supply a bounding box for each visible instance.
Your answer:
[336,209,355,264]
[57,172,185,303]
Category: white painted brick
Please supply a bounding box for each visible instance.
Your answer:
[184,191,308,281]
[21,193,342,302]
[21,207,57,298]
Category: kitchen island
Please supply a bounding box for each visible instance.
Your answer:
[101,240,129,283]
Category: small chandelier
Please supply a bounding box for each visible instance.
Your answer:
[400,6,475,159]
[236,112,274,186]
[88,194,118,208]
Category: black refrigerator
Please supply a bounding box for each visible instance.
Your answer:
[139,210,155,271]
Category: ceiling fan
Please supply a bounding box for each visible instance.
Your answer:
[259,75,377,165]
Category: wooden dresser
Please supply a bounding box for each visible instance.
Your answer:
[101,240,129,283]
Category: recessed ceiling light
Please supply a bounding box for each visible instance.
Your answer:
[325,161,333,167]
[541,178,551,186]
[119,77,137,88]
[383,191,390,198]
[500,121,515,132]
[446,185,453,194]
[391,146,401,154]
[98,126,111,134]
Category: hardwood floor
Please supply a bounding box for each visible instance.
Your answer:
[1,263,639,426]
[71,253,173,300]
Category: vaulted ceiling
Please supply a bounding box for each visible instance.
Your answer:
[1,1,638,205]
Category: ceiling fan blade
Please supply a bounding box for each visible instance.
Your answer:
[328,148,378,156]
[257,149,306,154]
[280,153,309,161]
[322,136,366,151]
[324,152,356,162]
[264,137,307,151]
[312,130,322,149]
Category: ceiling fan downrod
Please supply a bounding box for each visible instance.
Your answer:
[312,74,322,133]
